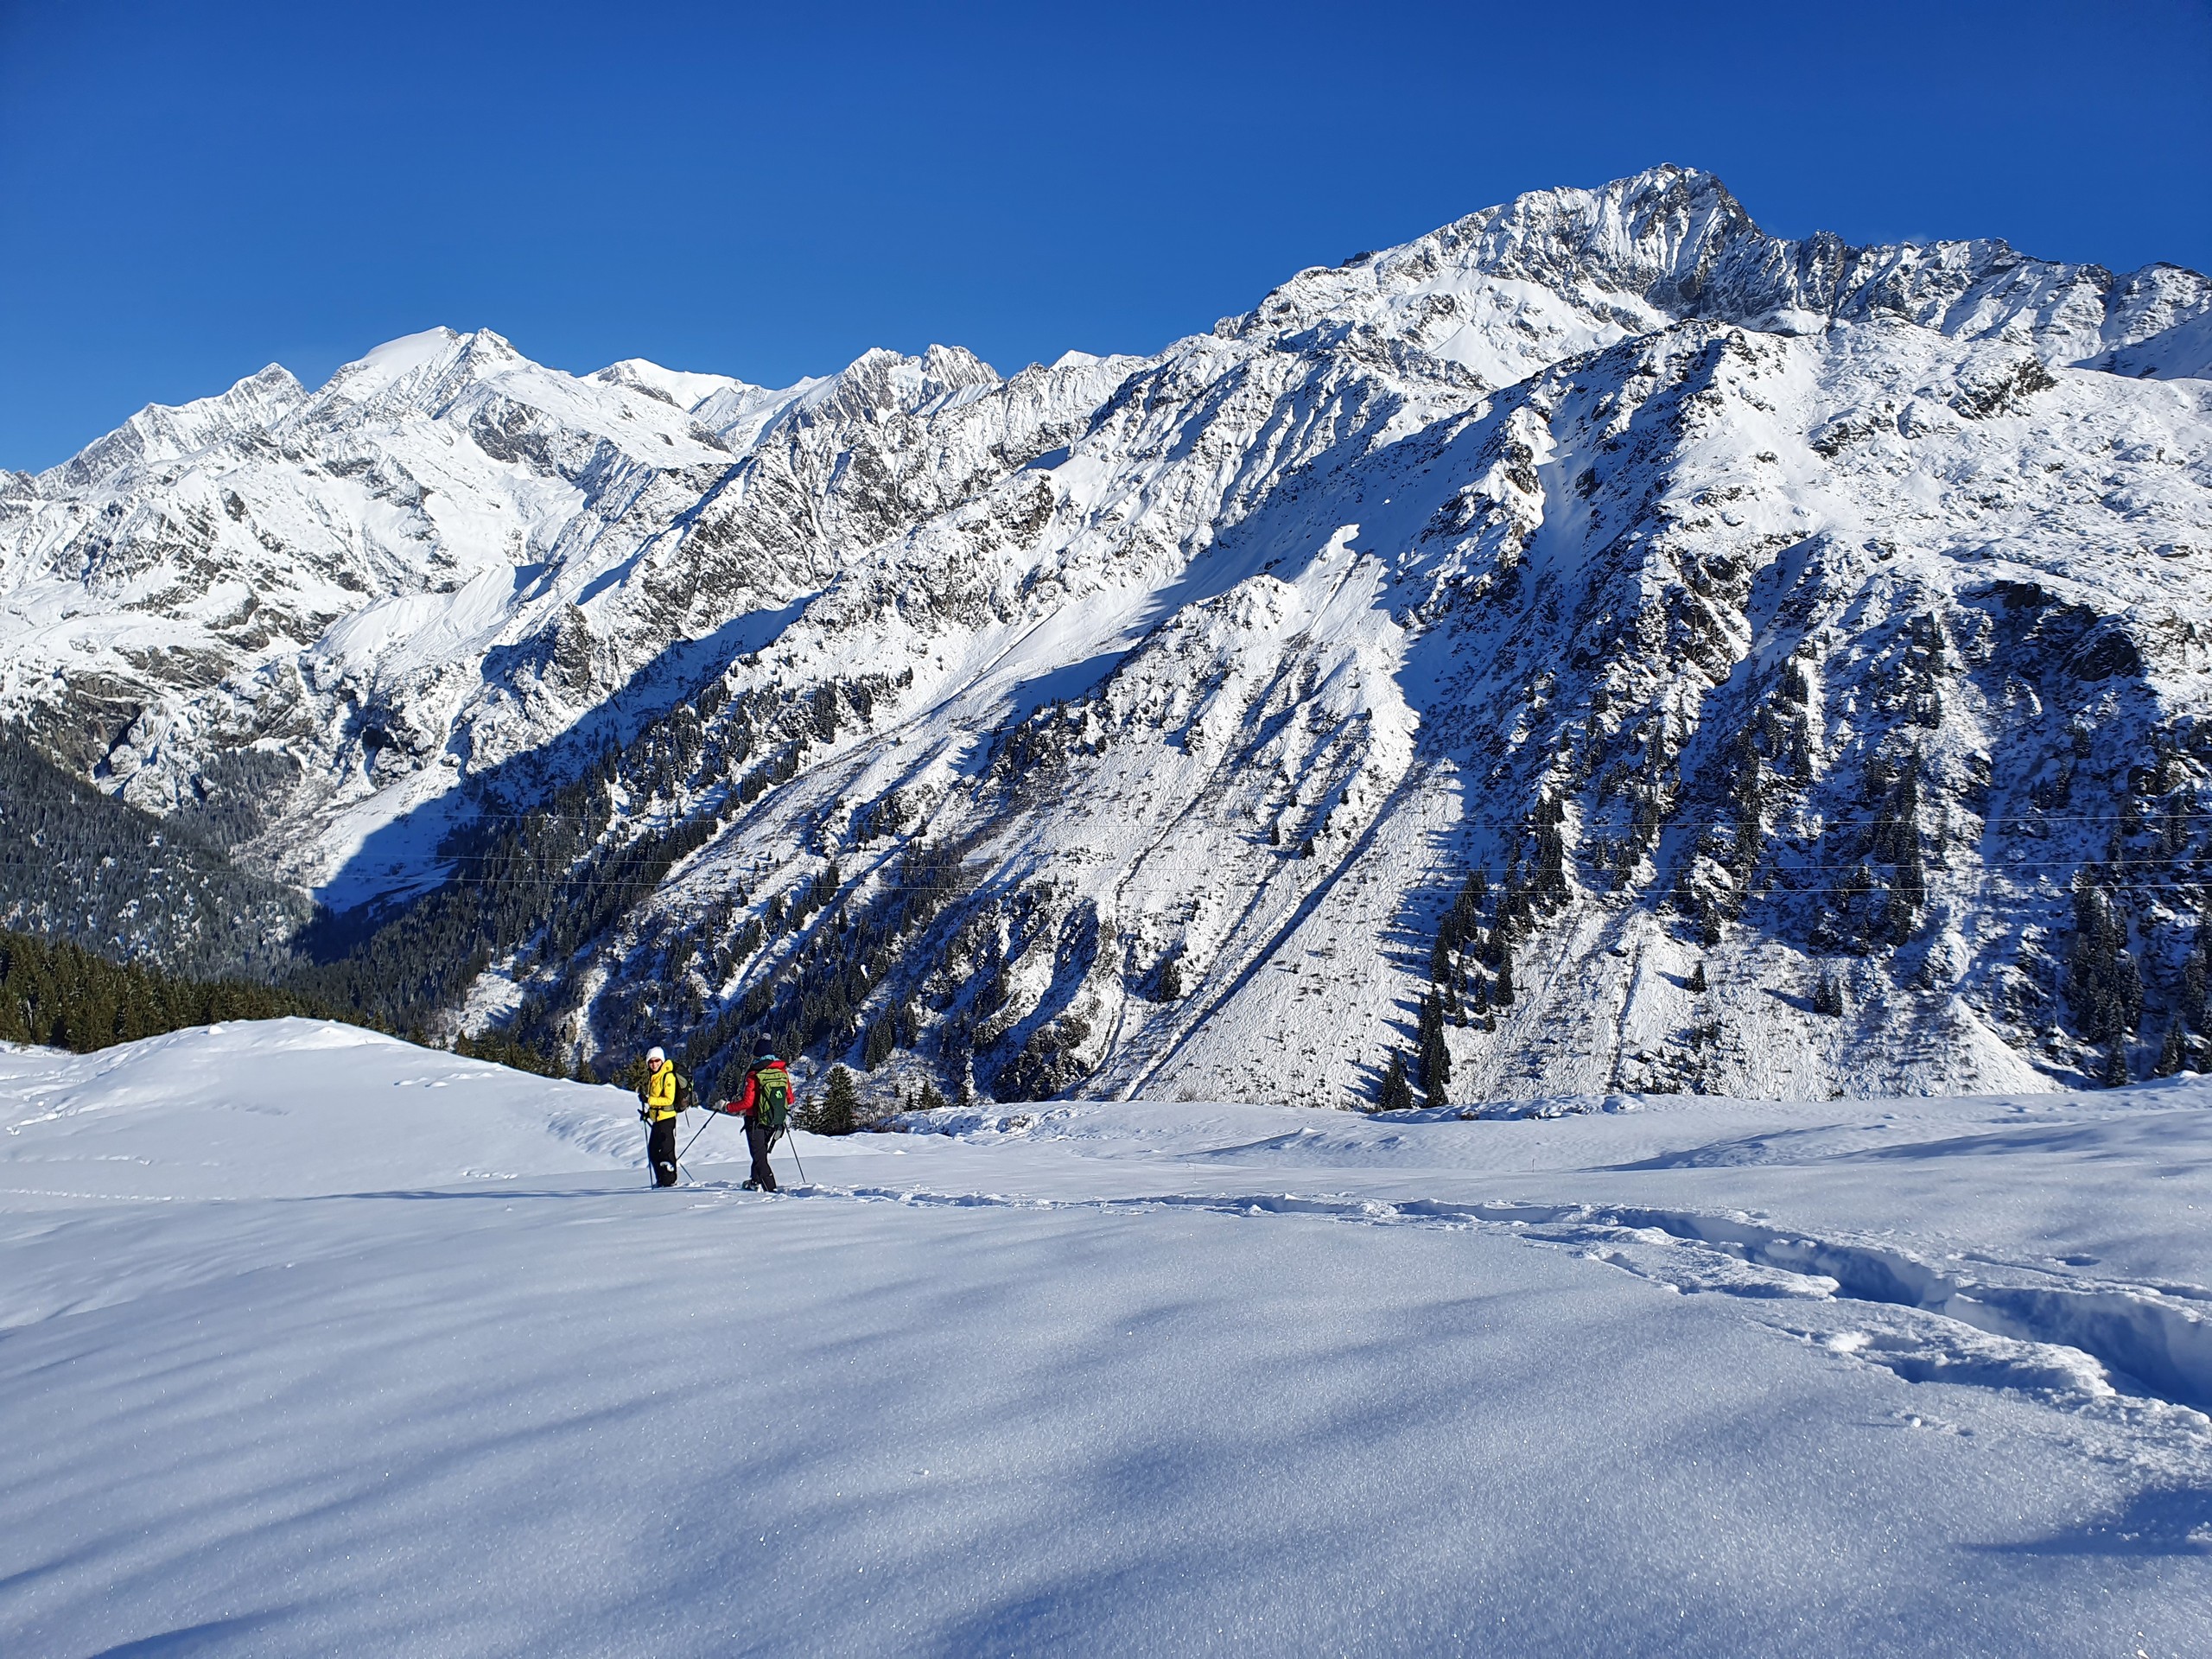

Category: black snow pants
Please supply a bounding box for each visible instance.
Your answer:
[746,1116,780,1191]
[648,1117,678,1186]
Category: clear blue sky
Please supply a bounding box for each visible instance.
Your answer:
[3,0,2207,472]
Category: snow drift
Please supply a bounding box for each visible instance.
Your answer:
[4,1020,2212,1655]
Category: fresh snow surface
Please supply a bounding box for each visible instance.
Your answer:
[334,327,465,397]
[4,1021,2211,1656]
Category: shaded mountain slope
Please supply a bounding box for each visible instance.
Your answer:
[4,166,2210,1102]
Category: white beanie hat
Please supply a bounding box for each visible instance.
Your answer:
[646,1046,666,1064]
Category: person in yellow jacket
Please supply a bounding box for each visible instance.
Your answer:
[638,1046,686,1187]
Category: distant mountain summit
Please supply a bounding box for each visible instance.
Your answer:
[1224,165,2209,380]
[3,166,2209,1103]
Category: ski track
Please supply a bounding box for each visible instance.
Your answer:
[10,1027,2212,1653]
[671,1171,2212,1446]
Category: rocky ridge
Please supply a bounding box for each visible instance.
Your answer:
[3,165,2209,1103]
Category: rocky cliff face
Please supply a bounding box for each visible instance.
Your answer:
[4,166,2209,1102]
[0,323,1130,902]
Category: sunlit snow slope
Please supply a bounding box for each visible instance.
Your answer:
[3,1021,2211,1656]
[5,165,2212,1102]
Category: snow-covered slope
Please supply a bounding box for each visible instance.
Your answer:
[5,166,2211,1101]
[3,1021,2210,1655]
[0,1019,639,1199]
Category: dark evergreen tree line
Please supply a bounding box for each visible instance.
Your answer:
[2068,874,2143,1046]
[1376,1050,1415,1113]
[0,926,359,1052]
[1416,988,1452,1107]
[800,1064,862,1135]
[0,925,583,1080]
[289,747,721,1039]
[0,733,311,978]
[680,838,969,1101]
[1427,864,1516,1020]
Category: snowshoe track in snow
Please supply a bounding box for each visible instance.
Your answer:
[757,1176,2212,1433]
[12,1028,2212,1653]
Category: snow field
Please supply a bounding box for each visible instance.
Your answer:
[4,1023,2212,1654]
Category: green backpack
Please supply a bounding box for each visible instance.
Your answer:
[753,1065,792,1131]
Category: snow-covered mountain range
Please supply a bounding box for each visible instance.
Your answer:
[4,164,2211,1103]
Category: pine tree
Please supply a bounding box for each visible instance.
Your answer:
[1812,969,1845,1017]
[1459,868,1490,924]
[2069,875,2143,1042]
[2157,1018,2188,1078]
[1417,990,1452,1106]
[1687,961,1707,994]
[1493,938,1516,1007]
[1157,957,1184,1001]
[1534,817,1567,904]
[1377,1050,1415,1112]
[816,1064,861,1135]
[2103,1042,2131,1088]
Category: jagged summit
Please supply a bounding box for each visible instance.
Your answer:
[1413,163,1765,308]
[49,361,308,490]
[3,169,2210,1103]
[1224,164,2210,385]
[587,357,759,412]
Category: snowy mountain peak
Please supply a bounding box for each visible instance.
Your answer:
[803,343,1001,419]
[726,343,1007,453]
[919,341,999,389]
[315,326,531,416]
[48,361,308,489]
[5,168,2212,1107]
[1224,164,2211,386]
[324,326,469,396]
[1435,162,1757,302]
[586,357,758,411]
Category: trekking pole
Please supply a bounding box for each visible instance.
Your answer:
[777,1125,807,1186]
[677,1108,717,1167]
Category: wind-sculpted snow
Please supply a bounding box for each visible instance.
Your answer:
[5,1023,2212,1655]
[3,166,2211,1101]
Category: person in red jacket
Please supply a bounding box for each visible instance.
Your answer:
[728,1054,793,1191]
